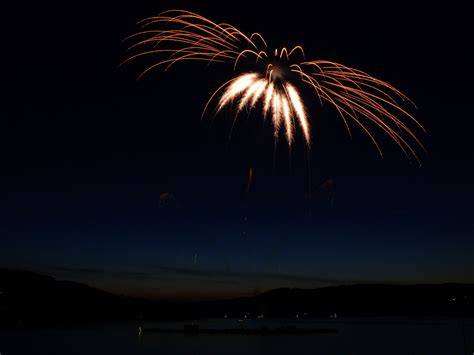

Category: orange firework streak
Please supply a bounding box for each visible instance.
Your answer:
[123,10,425,161]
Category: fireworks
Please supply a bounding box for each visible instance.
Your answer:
[123,10,425,161]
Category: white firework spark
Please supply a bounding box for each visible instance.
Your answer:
[123,9,425,161]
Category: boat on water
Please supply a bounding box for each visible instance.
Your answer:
[140,325,338,335]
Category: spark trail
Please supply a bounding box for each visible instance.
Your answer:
[123,10,425,161]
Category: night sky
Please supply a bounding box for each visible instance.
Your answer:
[1,1,472,300]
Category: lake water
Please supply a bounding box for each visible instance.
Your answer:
[1,318,473,355]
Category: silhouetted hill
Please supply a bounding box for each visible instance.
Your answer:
[1,269,474,325]
[251,284,474,317]
[0,269,150,324]
[192,284,474,319]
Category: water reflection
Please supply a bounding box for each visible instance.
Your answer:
[1,319,473,355]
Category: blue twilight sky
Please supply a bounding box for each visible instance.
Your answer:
[0,0,473,300]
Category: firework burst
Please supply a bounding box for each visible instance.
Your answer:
[123,10,425,161]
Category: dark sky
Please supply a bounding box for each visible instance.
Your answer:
[1,1,472,300]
